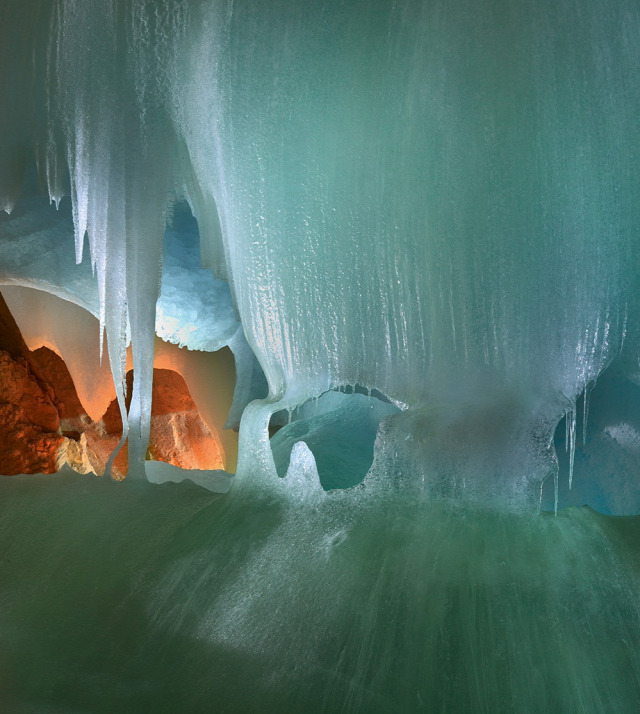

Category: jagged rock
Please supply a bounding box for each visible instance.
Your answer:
[56,432,103,475]
[0,350,65,474]
[0,351,60,433]
[148,369,225,471]
[29,346,85,421]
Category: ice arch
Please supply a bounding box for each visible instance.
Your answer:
[271,389,400,491]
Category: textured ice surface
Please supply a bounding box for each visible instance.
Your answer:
[1,471,640,713]
[0,173,99,316]
[156,202,238,352]
[541,370,640,515]
[3,5,640,711]
[1,0,640,499]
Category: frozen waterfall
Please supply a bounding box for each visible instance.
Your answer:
[2,0,640,504]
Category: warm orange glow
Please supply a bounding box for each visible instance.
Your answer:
[96,367,227,476]
[0,287,237,477]
[1,286,116,422]
[153,338,238,472]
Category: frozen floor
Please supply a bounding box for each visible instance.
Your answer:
[1,469,639,713]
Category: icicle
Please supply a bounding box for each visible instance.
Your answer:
[538,479,544,514]
[99,325,105,367]
[582,384,590,446]
[568,406,576,490]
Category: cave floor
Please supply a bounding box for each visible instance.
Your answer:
[1,469,639,714]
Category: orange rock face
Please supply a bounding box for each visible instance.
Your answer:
[100,369,225,476]
[0,290,226,478]
[0,293,66,474]
[0,350,65,474]
[148,369,225,471]
[29,346,86,422]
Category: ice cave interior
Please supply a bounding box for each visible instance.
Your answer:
[2,1,640,712]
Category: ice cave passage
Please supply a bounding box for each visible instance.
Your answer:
[2,0,640,712]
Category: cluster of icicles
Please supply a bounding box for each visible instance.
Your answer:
[1,0,640,510]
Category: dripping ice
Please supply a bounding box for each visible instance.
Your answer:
[0,0,640,512]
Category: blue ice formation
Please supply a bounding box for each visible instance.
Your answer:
[156,201,238,353]
[1,0,640,512]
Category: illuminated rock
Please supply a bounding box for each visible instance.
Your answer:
[148,369,225,471]
[0,291,224,477]
[100,369,225,476]
[29,346,86,423]
[0,350,64,474]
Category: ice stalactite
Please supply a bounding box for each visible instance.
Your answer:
[1,0,640,504]
[0,1,184,475]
